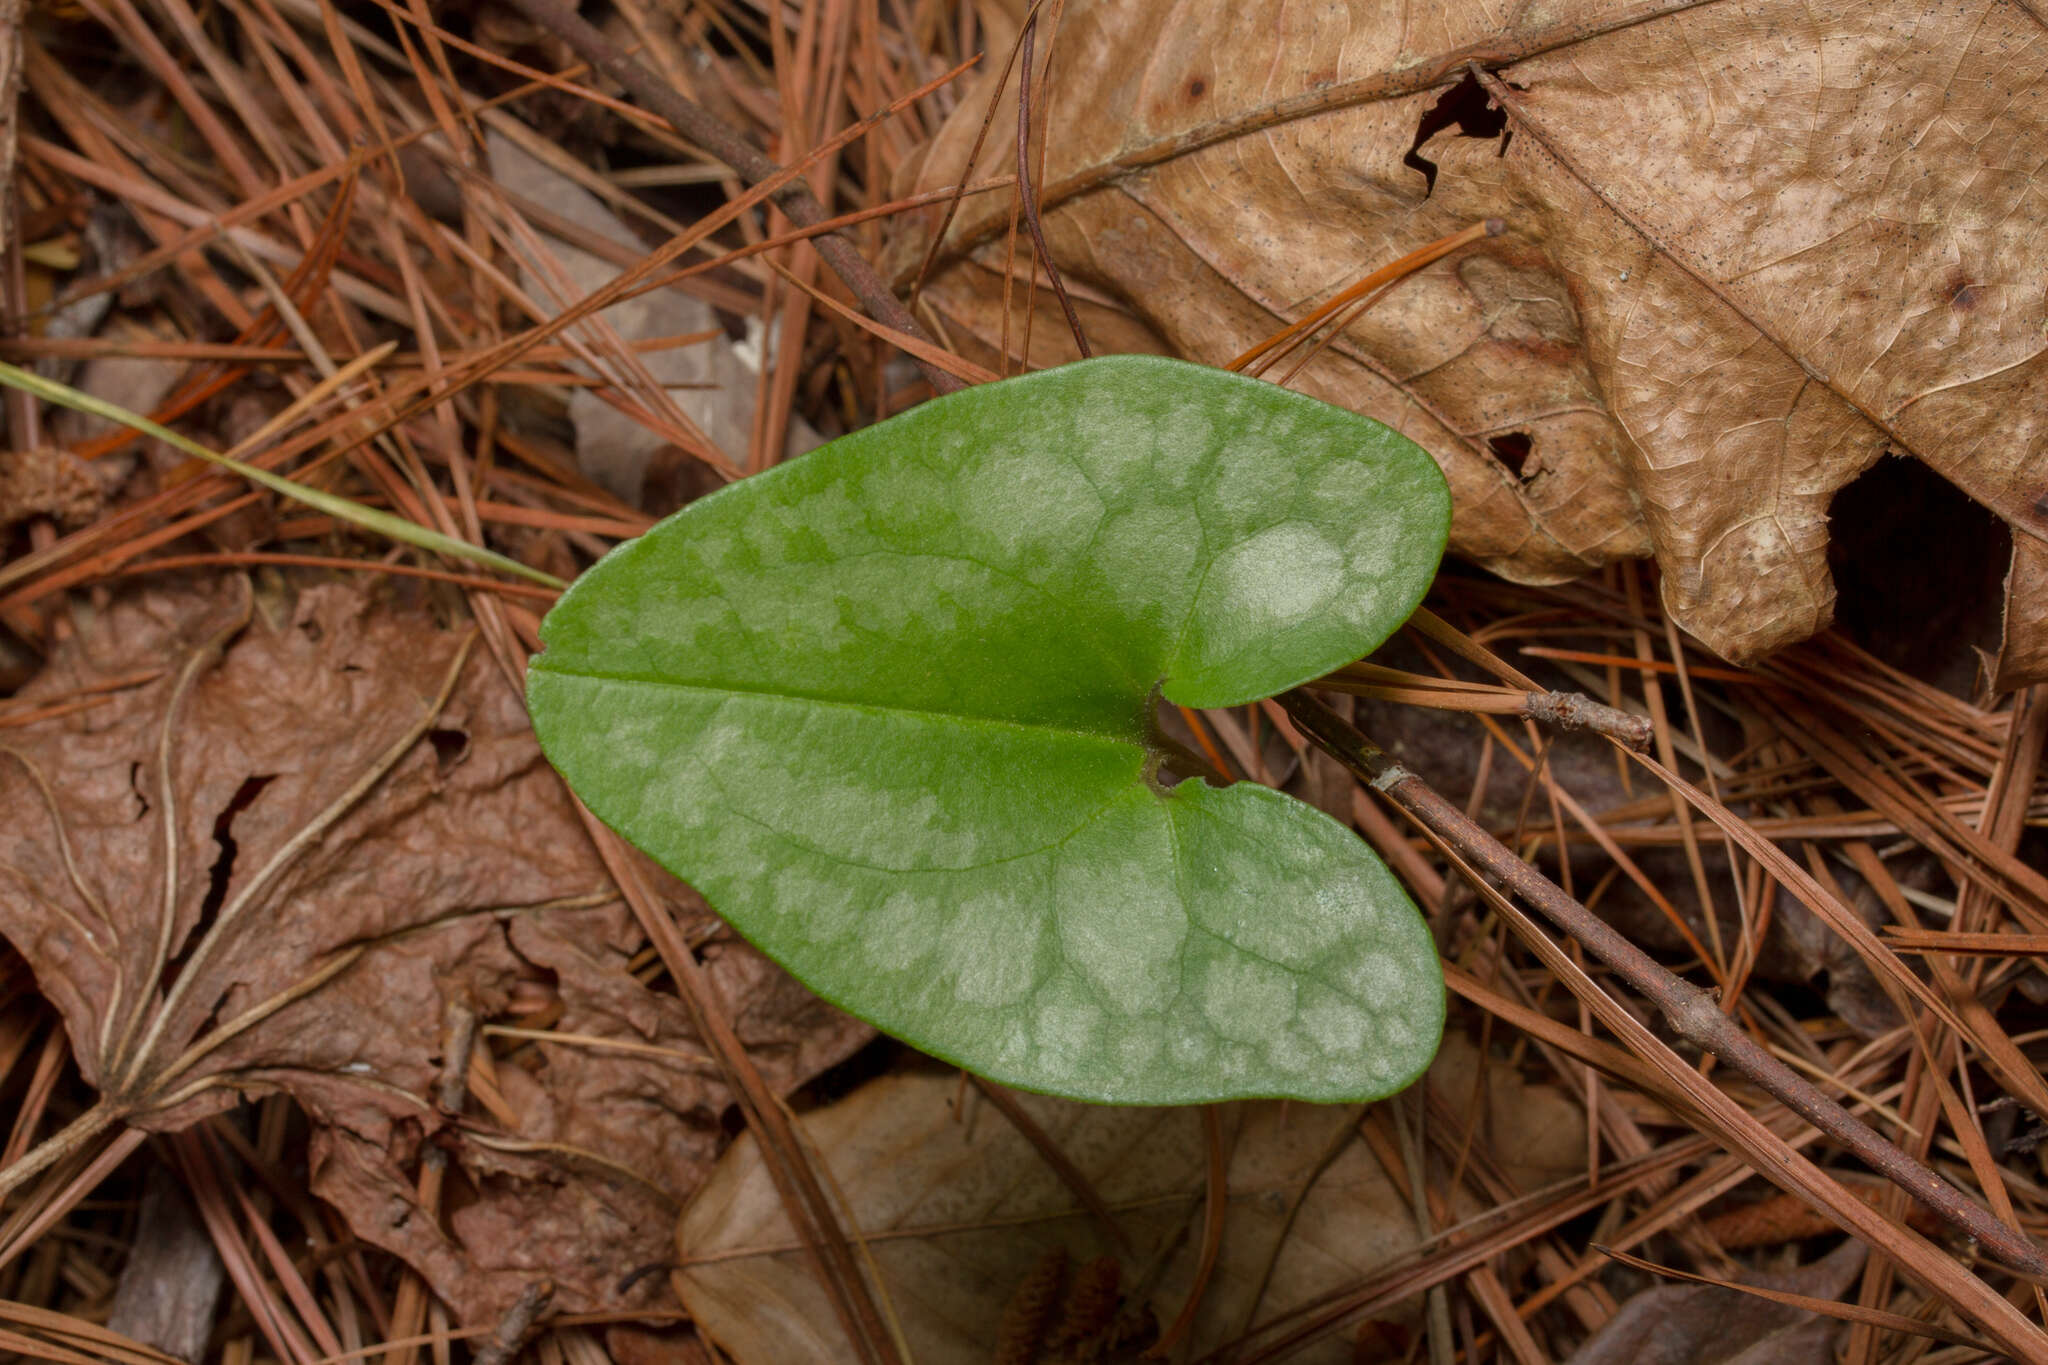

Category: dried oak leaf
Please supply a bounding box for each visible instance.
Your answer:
[0,577,869,1323]
[890,0,2048,682]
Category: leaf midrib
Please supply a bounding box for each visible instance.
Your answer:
[531,664,1155,746]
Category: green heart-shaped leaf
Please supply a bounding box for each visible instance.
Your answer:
[528,355,1450,1103]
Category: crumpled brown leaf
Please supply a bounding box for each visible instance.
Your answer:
[889,0,2048,683]
[0,576,869,1323]
[1565,1240,1866,1365]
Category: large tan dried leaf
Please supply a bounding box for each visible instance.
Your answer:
[891,0,2048,682]
[677,1037,1584,1363]
[0,577,868,1323]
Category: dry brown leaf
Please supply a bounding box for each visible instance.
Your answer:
[678,1044,1585,1363]
[891,0,2048,682]
[1564,1240,1865,1365]
[0,576,869,1323]
[1427,1032,1586,1195]
[681,1071,1409,1363]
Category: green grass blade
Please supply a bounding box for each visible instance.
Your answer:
[0,361,567,590]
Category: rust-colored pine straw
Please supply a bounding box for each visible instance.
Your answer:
[1,2,2047,1364]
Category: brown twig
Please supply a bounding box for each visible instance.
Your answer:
[1521,688,1655,749]
[1317,671,1653,749]
[495,0,964,395]
[1274,687,2048,1282]
[469,1280,553,1365]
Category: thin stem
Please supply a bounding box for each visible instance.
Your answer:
[1015,13,1088,358]
[1276,687,2048,1280]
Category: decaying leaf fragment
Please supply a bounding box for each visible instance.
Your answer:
[0,576,867,1323]
[0,445,102,531]
[892,0,2048,682]
[1565,1240,1866,1365]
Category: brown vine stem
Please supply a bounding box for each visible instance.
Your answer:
[495,0,965,396]
[1274,687,2048,1282]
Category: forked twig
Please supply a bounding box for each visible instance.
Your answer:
[1276,688,2048,1282]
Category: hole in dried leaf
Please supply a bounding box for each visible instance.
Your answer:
[616,1262,673,1296]
[428,727,469,772]
[189,774,276,965]
[789,1032,904,1111]
[128,761,149,820]
[1827,453,2008,693]
[1486,430,1535,479]
[440,1156,483,1222]
[1403,71,1515,197]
